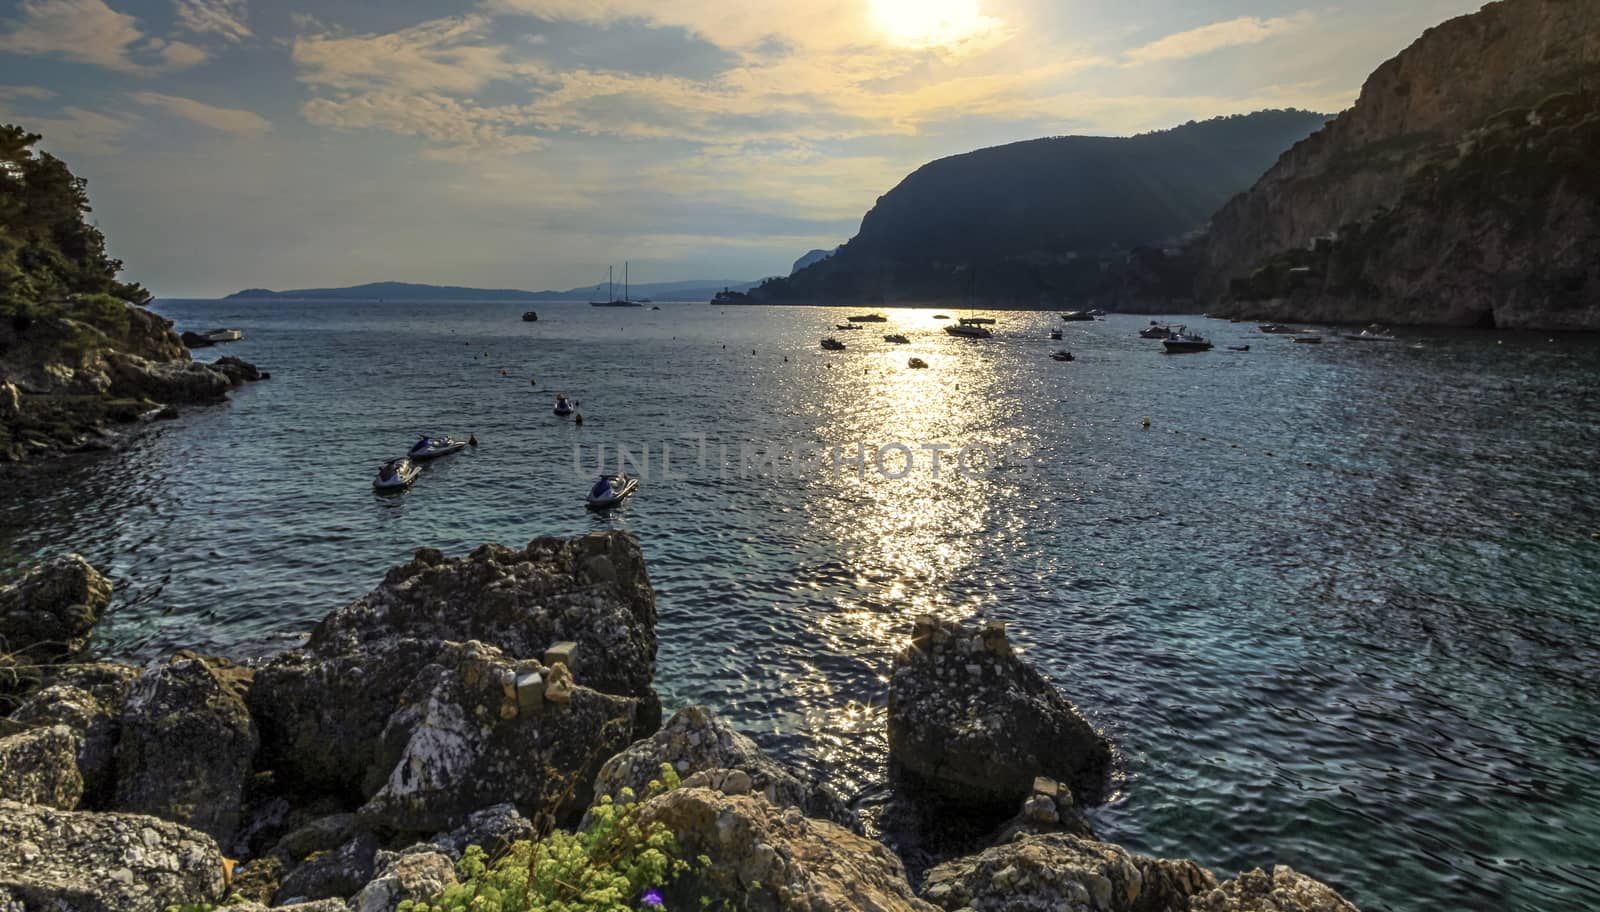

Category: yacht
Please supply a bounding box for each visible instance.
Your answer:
[590,263,643,307]
[945,323,993,339]
[1162,328,1214,353]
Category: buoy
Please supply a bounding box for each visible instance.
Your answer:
[574,413,584,426]
[530,379,537,386]
[1141,417,1151,428]
[468,434,478,447]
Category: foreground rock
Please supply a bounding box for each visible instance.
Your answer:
[0,799,226,911]
[592,705,854,828]
[0,724,83,808]
[251,534,659,796]
[0,554,113,674]
[115,652,258,845]
[349,849,458,912]
[7,662,140,806]
[1191,866,1361,912]
[357,639,640,833]
[888,617,1111,811]
[641,786,936,912]
[920,833,1216,911]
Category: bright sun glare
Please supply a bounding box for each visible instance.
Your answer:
[867,0,998,49]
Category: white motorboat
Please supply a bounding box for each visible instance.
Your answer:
[374,457,421,490]
[408,435,466,460]
[1343,325,1397,342]
[1163,329,1213,353]
[586,474,638,510]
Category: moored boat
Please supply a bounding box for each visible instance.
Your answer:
[408,435,467,459]
[374,456,421,491]
[847,314,888,323]
[521,311,538,322]
[944,323,992,339]
[1293,335,1323,344]
[1061,311,1095,322]
[1050,350,1074,362]
[1163,329,1213,353]
[1049,329,1063,340]
[907,357,928,369]
[554,395,575,416]
[821,338,847,350]
[1259,324,1293,334]
[1140,323,1173,339]
[884,334,910,344]
[586,474,638,511]
[834,323,862,330]
[959,317,997,325]
[1343,325,1397,341]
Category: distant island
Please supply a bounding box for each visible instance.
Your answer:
[225,279,760,303]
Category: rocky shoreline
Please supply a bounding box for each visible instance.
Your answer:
[0,535,1361,911]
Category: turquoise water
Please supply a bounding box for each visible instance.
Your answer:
[3,300,1599,911]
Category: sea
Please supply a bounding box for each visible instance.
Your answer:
[3,299,1598,912]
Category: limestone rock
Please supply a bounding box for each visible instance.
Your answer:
[592,705,854,828]
[639,787,936,912]
[888,617,1110,811]
[357,640,639,834]
[274,829,381,904]
[115,653,258,846]
[919,833,1216,912]
[0,724,83,809]
[1191,866,1361,912]
[428,803,538,859]
[0,798,227,912]
[104,351,234,404]
[0,554,113,672]
[251,533,660,795]
[350,849,459,912]
[8,663,140,806]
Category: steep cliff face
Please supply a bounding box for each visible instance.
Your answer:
[751,110,1330,307]
[1201,0,1600,329]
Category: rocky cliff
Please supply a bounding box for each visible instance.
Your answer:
[751,111,1330,308]
[1200,0,1600,329]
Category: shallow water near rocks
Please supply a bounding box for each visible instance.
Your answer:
[3,300,1598,912]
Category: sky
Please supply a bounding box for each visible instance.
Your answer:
[0,0,1485,297]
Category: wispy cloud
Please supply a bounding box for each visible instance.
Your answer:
[12,106,140,155]
[1123,13,1314,66]
[0,0,147,71]
[132,91,270,134]
[0,84,57,102]
[173,0,250,44]
[292,15,539,94]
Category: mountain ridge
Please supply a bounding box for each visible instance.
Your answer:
[224,279,761,302]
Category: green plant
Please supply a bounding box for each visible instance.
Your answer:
[402,764,693,912]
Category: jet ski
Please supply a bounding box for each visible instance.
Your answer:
[586,474,638,510]
[554,396,574,417]
[374,457,421,491]
[408,435,466,459]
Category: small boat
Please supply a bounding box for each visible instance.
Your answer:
[586,474,638,511]
[847,314,888,323]
[650,306,660,311]
[959,317,996,326]
[1050,351,1074,362]
[1293,335,1323,344]
[933,314,951,320]
[554,396,575,416]
[884,334,910,344]
[408,435,466,459]
[907,357,928,369]
[1089,308,1106,317]
[204,328,243,343]
[1163,329,1213,353]
[821,338,847,351]
[374,457,421,491]
[521,311,538,322]
[1343,325,1397,342]
[1259,324,1293,334]
[945,324,992,339]
[835,323,862,330]
[1140,323,1173,339]
[1061,311,1095,322]
[1228,345,1251,352]
[1049,329,1063,340]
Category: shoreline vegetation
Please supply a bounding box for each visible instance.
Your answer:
[0,536,1361,912]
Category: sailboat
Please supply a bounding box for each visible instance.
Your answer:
[945,266,993,339]
[590,263,643,307]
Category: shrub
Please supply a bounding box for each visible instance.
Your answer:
[401,764,696,912]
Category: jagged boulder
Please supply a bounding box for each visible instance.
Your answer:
[1190,866,1361,912]
[212,355,265,383]
[639,787,936,912]
[591,705,854,828]
[115,653,258,845]
[920,833,1216,911]
[104,352,234,404]
[0,798,227,911]
[8,663,140,806]
[888,617,1111,811]
[428,803,537,859]
[0,554,113,672]
[273,829,382,905]
[350,848,458,912]
[251,534,659,795]
[357,640,640,834]
[0,724,83,808]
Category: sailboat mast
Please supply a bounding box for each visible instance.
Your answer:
[625,261,629,303]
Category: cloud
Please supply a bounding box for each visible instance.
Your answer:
[0,0,147,71]
[172,0,250,43]
[11,106,139,155]
[302,92,544,156]
[292,15,540,94]
[1123,14,1314,66]
[146,36,209,67]
[132,91,270,134]
[0,85,57,101]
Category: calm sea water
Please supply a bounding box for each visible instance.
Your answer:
[3,300,1599,911]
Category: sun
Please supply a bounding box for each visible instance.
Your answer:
[867,0,1000,49]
